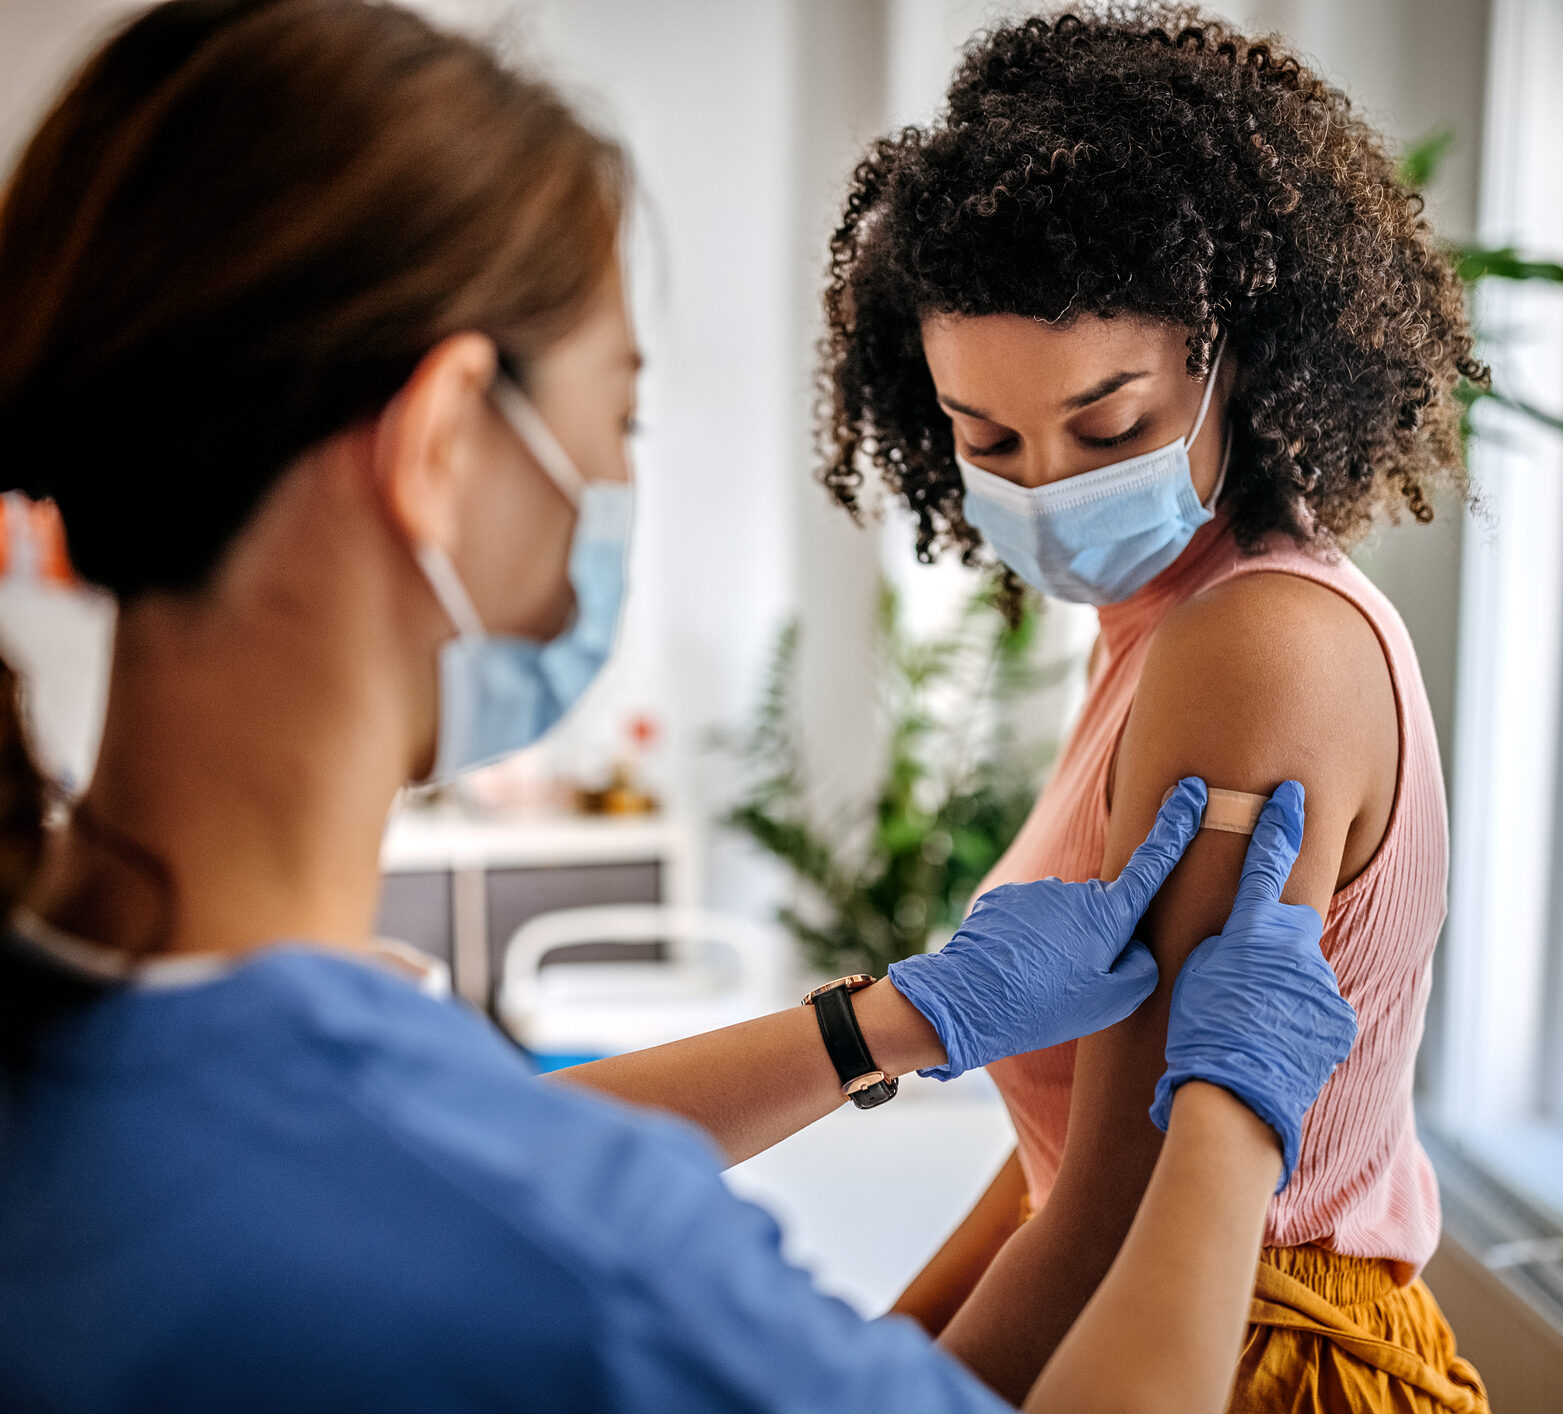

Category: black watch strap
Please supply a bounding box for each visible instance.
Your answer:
[808,981,899,1110]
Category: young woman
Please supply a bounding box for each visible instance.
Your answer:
[823,8,1488,1412]
[0,2,1359,1411]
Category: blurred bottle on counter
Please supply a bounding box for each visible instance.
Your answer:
[573,712,661,815]
[453,745,573,815]
[446,711,664,818]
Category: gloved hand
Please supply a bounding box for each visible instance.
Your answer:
[1148,781,1358,1191]
[887,777,1207,1080]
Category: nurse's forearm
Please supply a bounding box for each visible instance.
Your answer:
[1020,1081,1279,1414]
[548,980,945,1165]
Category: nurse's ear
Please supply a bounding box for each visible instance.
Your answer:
[372,333,499,553]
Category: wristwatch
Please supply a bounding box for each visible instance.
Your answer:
[802,974,899,1109]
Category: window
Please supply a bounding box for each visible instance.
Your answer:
[1428,0,1563,1232]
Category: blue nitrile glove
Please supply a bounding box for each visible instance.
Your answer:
[1149,781,1358,1191]
[887,777,1207,1080]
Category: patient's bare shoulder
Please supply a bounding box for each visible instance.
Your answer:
[1146,569,1394,767]
[1104,568,1397,936]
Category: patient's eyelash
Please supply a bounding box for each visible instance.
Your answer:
[1079,418,1147,450]
[967,434,1019,458]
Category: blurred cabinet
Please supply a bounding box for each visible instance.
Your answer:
[375,870,453,964]
[376,809,698,1012]
[484,862,665,989]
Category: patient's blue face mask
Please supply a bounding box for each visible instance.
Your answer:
[955,340,1227,606]
[413,378,632,782]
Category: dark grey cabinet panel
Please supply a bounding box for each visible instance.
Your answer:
[485,862,663,996]
[377,861,665,1011]
[375,870,453,965]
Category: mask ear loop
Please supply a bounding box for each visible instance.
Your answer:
[1203,428,1233,512]
[1185,335,1229,511]
[1183,335,1227,453]
[410,375,591,643]
[413,542,486,641]
[491,376,585,507]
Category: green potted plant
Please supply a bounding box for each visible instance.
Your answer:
[1401,129,1563,438]
[717,582,1066,977]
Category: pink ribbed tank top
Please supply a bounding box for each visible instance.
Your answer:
[985,516,1447,1281]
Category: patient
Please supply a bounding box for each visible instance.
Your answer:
[820,8,1488,1412]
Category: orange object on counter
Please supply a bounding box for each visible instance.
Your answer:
[0,497,76,587]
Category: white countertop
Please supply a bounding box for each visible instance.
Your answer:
[380,806,697,873]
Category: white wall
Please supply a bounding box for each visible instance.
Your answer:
[0,0,895,919]
[0,0,1496,920]
[0,0,142,171]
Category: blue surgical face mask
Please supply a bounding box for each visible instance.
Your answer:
[413,377,632,783]
[956,339,1227,606]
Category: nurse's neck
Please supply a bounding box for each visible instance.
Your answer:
[27,435,446,960]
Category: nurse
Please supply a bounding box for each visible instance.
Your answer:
[0,2,1353,1411]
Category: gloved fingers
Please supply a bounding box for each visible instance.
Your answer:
[1323,990,1360,1063]
[1179,901,1324,987]
[1072,941,1159,1039]
[1280,900,1327,950]
[1230,781,1306,913]
[1106,777,1207,928]
[1104,939,1159,1012]
[1286,925,1357,1052]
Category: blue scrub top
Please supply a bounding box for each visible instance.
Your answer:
[0,948,1009,1413]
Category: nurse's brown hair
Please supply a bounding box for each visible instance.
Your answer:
[0,0,624,1053]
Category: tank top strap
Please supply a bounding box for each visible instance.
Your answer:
[1190,534,1420,706]
[1187,532,1445,915]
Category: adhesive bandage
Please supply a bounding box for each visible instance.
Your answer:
[1160,785,1269,836]
[1201,788,1268,835]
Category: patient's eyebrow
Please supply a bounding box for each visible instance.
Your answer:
[937,393,994,420]
[1062,370,1150,409]
[937,370,1151,422]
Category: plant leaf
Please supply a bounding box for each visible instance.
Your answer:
[1456,245,1563,285]
[1398,127,1456,191]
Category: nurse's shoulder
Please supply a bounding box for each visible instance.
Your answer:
[233,950,1000,1414]
[256,946,725,1201]
[199,944,742,1275]
[0,946,702,1411]
[1,948,1000,1412]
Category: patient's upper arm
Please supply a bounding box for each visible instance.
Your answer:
[1102,571,1396,973]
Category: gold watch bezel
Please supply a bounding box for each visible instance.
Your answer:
[801,973,875,1006]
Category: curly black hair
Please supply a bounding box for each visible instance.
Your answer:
[820,5,1486,591]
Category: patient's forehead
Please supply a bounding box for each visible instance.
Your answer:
[920,312,1192,416]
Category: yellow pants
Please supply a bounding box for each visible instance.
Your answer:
[1234,1246,1489,1413]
